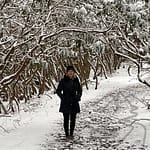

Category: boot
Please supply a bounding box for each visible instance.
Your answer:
[64,127,69,137]
[70,113,76,137]
[70,124,75,137]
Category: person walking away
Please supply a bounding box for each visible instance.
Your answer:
[56,66,82,138]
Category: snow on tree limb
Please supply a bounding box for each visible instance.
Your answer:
[43,25,114,40]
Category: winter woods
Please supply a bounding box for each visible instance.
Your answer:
[0,0,149,113]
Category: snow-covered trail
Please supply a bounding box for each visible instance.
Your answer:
[0,68,139,150]
[116,85,150,149]
[0,94,61,150]
[43,83,150,150]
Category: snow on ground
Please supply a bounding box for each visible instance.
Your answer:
[0,94,61,150]
[0,67,140,150]
[43,84,150,150]
[116,85,150,149]
[82,68,138,103]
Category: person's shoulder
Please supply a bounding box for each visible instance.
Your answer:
[59,76,65,83]
[60,75,67,82]
[74,76,80,82]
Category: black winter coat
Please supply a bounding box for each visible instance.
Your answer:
[56,75,82,113]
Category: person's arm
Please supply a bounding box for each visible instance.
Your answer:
[76,78,82,101]
[56,79,64,100]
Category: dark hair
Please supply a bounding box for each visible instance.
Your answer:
[66,66,75,72]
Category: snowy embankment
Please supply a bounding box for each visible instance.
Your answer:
[0,68,138,150]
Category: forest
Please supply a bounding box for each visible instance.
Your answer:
[0,0,149,113]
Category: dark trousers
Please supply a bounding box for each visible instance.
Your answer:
[63,113,77,136]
